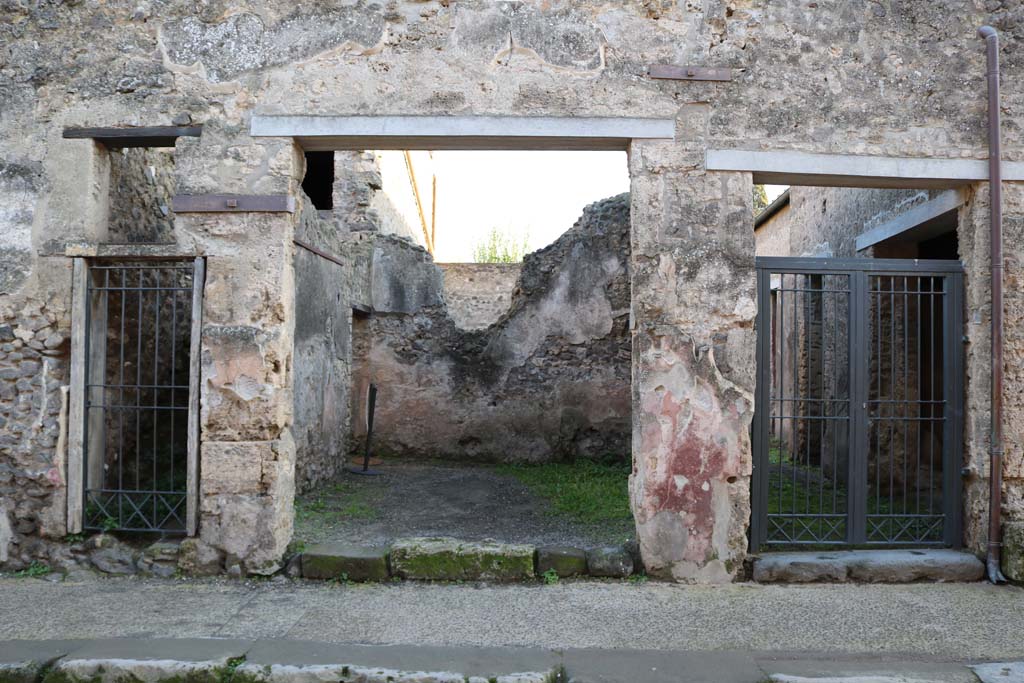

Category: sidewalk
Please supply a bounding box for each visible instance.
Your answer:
[1,575,1022,681]
[0,638,1016,683]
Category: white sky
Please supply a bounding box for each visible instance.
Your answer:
[383,151,789,263]
[765,184,788,203]
[430,151,630,262]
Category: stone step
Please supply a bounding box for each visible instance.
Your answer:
[752,549,985,583]
[296,537,640,582]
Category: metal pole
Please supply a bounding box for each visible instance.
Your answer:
[978,25,1006,584]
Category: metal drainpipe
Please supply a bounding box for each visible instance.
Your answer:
[978,25,1007,584]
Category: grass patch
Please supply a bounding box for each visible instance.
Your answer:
[294,476,382,544]
[495,460,632,525]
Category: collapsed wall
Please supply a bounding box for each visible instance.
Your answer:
[351,193,631,464]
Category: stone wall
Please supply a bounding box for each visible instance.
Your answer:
[107,147,176,244]
[1,0,1022,581]
[753,198,792,258]
[437,263,522,331]
[352,195,631,464]
[331,151,425,247]
[755,186,938,258]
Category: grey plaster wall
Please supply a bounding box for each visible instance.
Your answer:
[292,195,353,493]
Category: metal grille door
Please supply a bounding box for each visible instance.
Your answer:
[752,258,963,550]
[81,260,203,533]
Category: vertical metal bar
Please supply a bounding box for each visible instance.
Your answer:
[153,269,160,525]
[774,274,782,532]
[947,272,965,547]
[833,279,840,518]
[118,267,127,527]
[875,275,882,523]
[186,257,205,536]
[902,276,909,520]
[921,274,929,516]
[884,278,892,540]
[751,265,769,551]
[170,273,178,495]
[135,267,144,494]
[67,259,89,533]
[819,277,826,525]
[929,276,936,515]
[849,270,868,544]
[791,273,799,533]
[804,275,811,525]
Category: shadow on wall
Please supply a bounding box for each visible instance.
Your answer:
[351,193,632,464]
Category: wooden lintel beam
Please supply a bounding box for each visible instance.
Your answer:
[62,126,202,148]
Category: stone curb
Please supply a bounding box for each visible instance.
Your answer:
[296,537,641,583]
[0,639,999,683]
[0,640,561,683]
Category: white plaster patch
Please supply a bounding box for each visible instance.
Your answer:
[674,474,689,491]
[228,375,263,401]
[0,506,11,563]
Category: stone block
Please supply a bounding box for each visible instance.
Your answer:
[586,546,634,578]
[535,546,587,577]
[88,535,137,575]
[753,549,985,583]
[177,537,223,576]
[301,542,390,582]
[390,537,534,582]
[1002,521,1024,583]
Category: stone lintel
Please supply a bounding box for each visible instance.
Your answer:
[707,149,1024,188]
[251,115,675,151]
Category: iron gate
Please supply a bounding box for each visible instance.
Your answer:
[751,257,964,550]
[80,259,203,533]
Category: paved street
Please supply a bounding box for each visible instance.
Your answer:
[2,576,1023,660]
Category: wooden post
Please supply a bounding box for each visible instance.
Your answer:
[186,256,205,536]
[67,258,88,533]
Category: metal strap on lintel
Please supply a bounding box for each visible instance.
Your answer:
[647,64,732,81]
[172,194,295,213]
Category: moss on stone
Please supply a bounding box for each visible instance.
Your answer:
[391,537,534,581]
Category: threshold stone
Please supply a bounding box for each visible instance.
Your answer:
[390,537,534,581]
[536,546,588,577]
[752,549,985,583]
[301,542,390,581]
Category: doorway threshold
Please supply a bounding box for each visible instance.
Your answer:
[752,548,984,583]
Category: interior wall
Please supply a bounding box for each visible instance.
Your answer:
[350,193,632,464]
[291,195,353,493]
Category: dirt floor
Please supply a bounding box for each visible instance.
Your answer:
[293,459,636,549]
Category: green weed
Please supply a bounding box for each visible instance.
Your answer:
[15,561,51,578]
[495,460,632,525]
